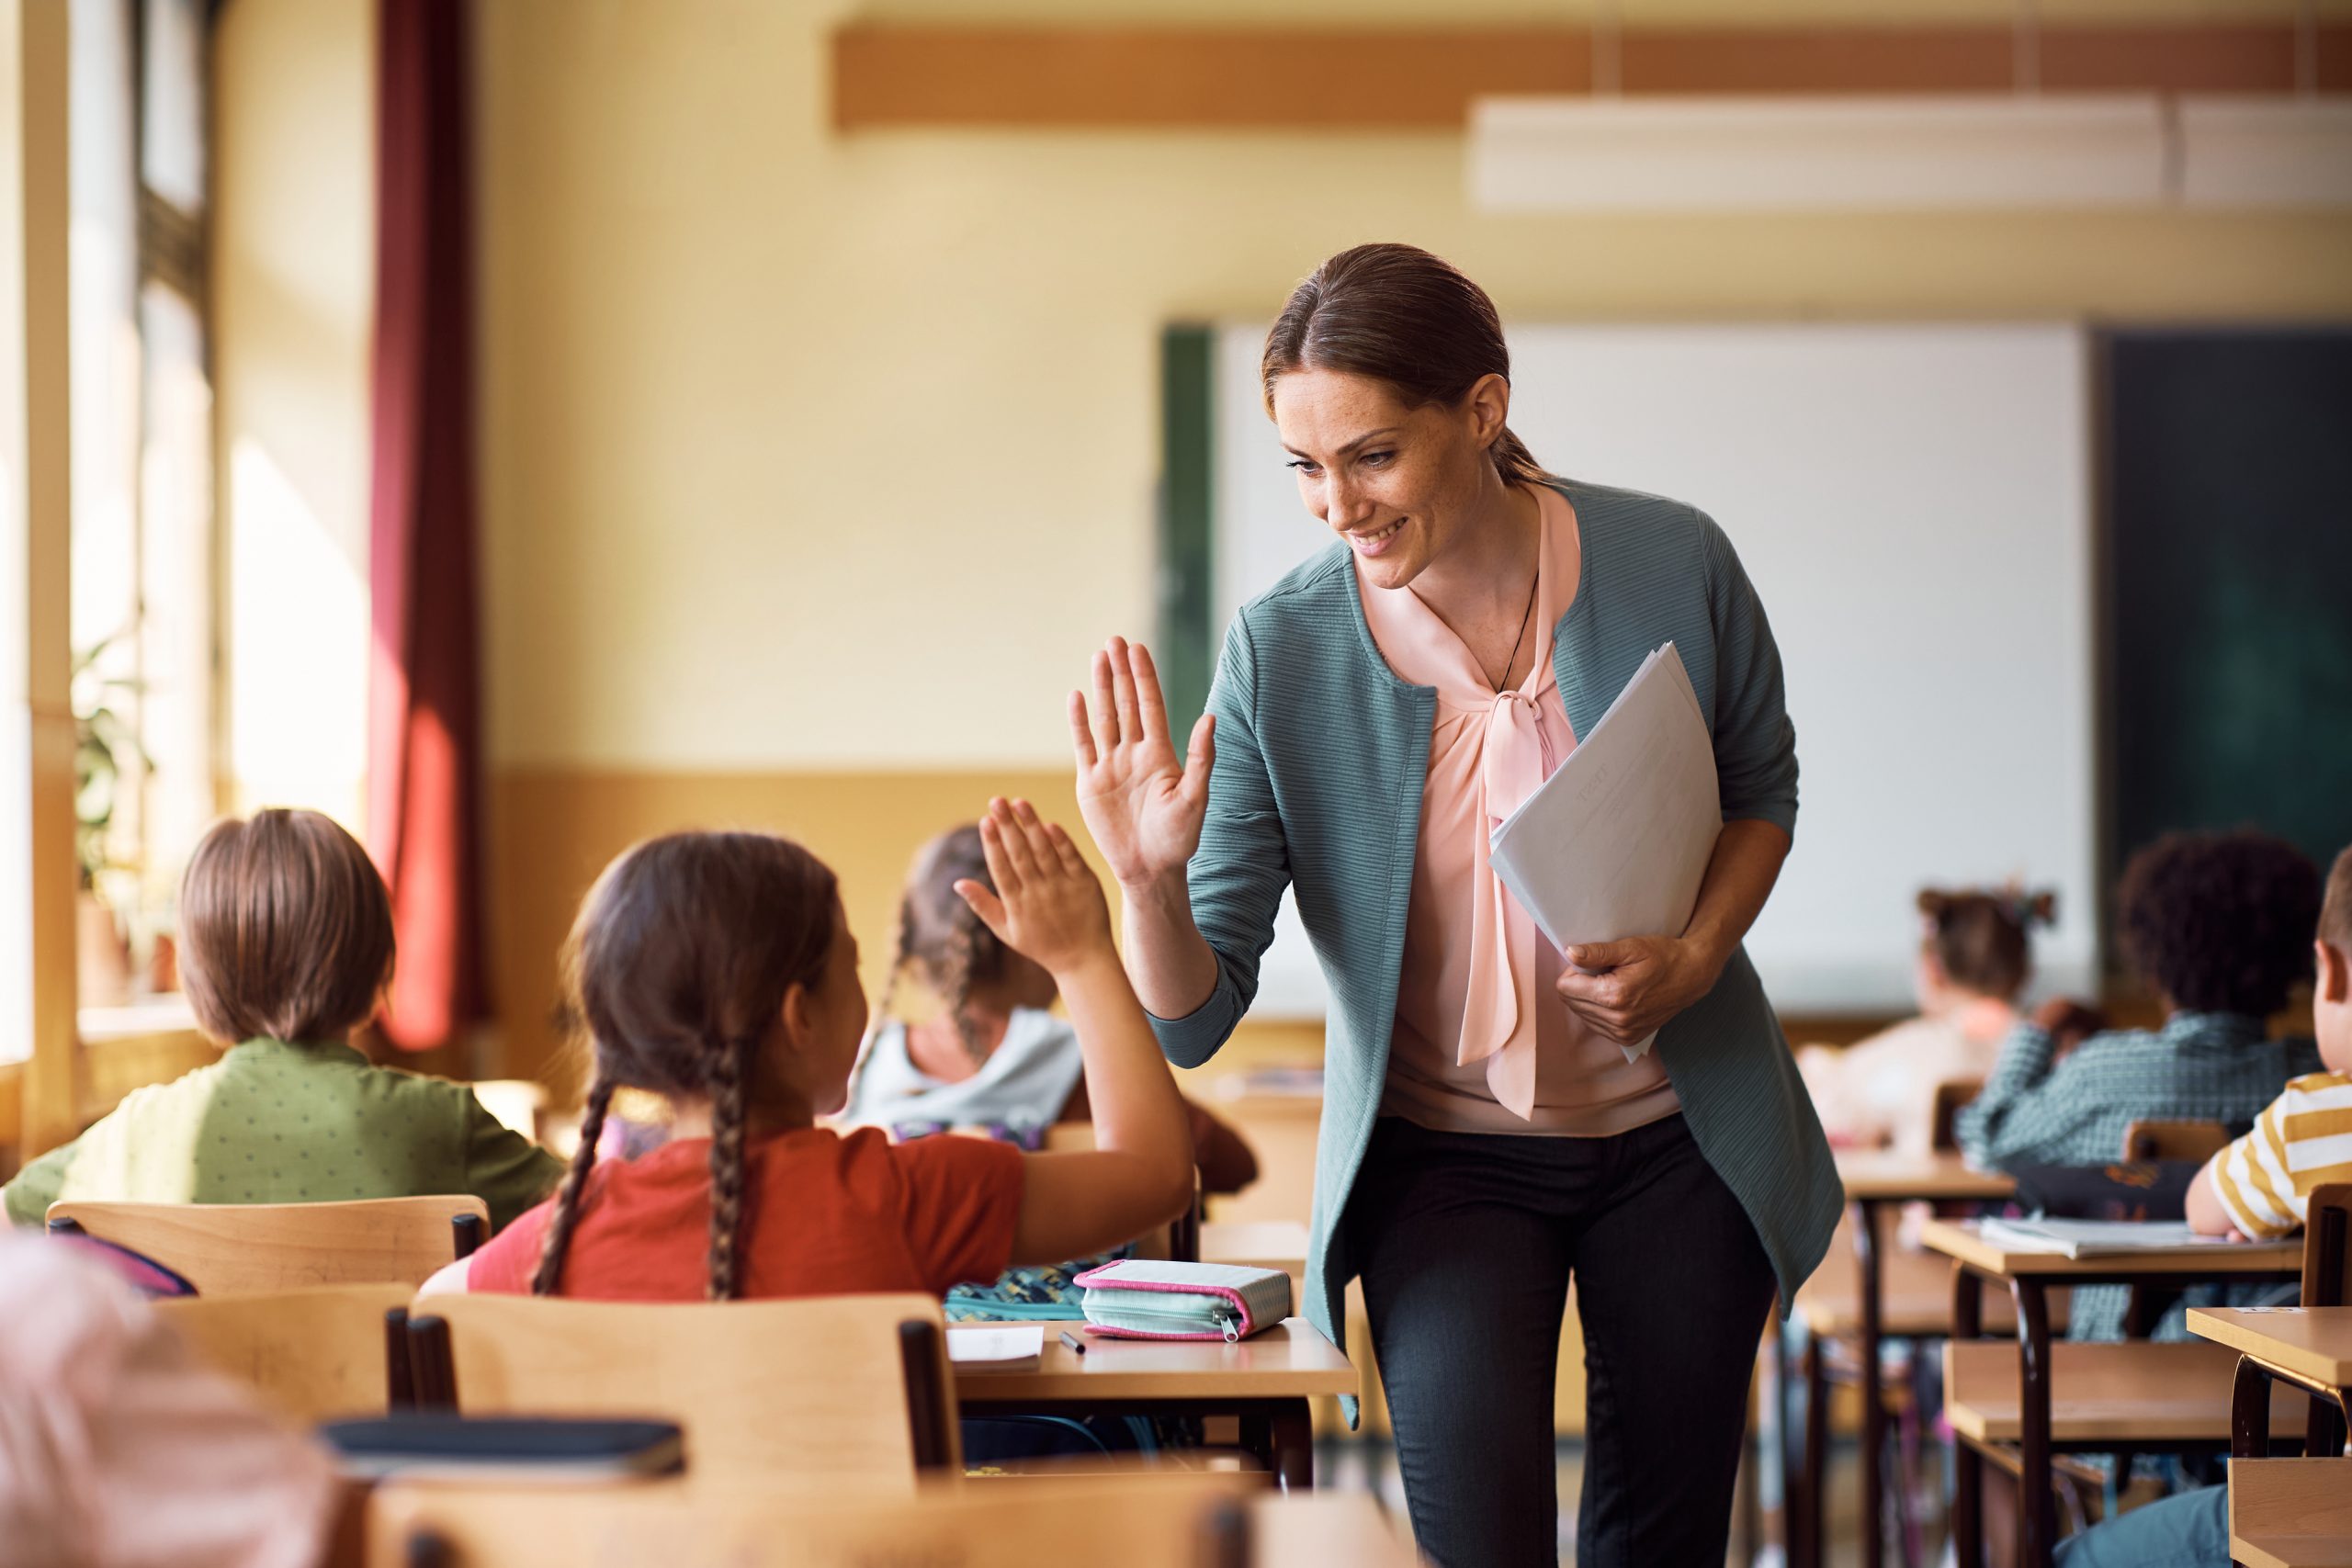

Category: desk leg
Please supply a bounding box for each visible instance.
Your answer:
[2232,1356,2273,1461]
[1951,1265,1984,1568]
[1804,1325,1828,1568]
[2013,1280,2055,1568]
[1855,1198,1886,1568]
[1240,1400,1315,1494]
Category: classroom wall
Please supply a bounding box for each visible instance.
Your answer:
[211,0,2352,1085]
[211,0,375,831]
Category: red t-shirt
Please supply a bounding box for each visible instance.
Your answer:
[466,1126,1023,1300]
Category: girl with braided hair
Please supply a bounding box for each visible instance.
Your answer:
[844,823,1258,1195]
[421,798,1199,1301]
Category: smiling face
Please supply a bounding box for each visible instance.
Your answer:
[1270,367,1511,592]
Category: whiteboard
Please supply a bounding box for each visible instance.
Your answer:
[1212,321,2098,1016]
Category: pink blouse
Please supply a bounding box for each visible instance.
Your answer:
[1361,484,1680,1135]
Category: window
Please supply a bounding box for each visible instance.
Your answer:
[66,0,214,1023]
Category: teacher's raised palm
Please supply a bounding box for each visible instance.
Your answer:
[1069,637,1216,888]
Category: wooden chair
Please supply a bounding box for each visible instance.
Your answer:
[369,1472,1277,1568]
[155,1282,416,1423]
[2230,1184,2352,1464]
[47,1195,488,1292]
[1929,1077,1983,1156]
[2120,1118,2230,1163]
[402,1292,962,1486]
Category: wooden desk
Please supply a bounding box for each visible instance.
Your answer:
[1792,1155,2015,1568]
[2226,1458,2352,1568]
[948,1319,1356,1492]
[2188,1305,2352,1463]
[1922,1221,2303,1568]
[1248,1492,1417,1566]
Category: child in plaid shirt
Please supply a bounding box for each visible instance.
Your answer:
[1957,829,2324,1342]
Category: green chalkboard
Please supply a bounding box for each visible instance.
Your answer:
[2103,328,2352,895]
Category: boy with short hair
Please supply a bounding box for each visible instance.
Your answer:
[3,808,560,1229]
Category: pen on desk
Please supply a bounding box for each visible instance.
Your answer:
[1059,1330,1087,1357]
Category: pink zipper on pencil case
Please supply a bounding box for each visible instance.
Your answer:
[1071,1263,1257,1341]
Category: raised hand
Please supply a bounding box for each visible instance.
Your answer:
[953,797,1115,978]
[1069,637,1215,890]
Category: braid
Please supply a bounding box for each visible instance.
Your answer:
[705,1032,752,1301]
[871,896,917,1033]
[531,1077,616,1296]
[940,899,990,1066]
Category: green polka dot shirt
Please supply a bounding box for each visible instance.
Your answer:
[2,1037,564,1231]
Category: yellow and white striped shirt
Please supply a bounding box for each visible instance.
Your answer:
[2211,1069,2352,1239]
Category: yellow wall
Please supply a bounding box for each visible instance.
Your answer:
[475,0,2352,773]
[211,0,375,830]
[210,0,2352,1080]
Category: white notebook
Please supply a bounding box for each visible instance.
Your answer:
[1488,642,1722,1062]
[944,1325,1045,1367]
[1978,1218,2251,1258]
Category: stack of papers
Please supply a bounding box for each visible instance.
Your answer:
[1978,1218,2252,1258]
[1488,643,1722,1062]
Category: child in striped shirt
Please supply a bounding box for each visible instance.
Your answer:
[2188,841,2352,1241]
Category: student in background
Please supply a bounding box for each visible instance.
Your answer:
[842,822,1258,1195]
[427,798,1196,1300]
[1956,829,2324,1342]
[2039,843,2352,1568]
[2,809,561,1230]
[2189,841,2352,1241]
[1798,886,2054,1156]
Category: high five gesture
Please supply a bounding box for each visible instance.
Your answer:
[1068,637,1222,1022]
[1069,637,1216,888]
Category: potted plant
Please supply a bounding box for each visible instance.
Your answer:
[73,636,145,1009]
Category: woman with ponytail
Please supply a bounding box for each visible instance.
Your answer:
[1070,243,1838,1565]
[420,798,1197,1303]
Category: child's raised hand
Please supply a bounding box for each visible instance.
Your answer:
[953,798,1114,977]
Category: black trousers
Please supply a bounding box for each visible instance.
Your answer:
[1344,1112,1776,1568]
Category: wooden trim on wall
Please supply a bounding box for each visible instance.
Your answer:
[833,22,2352,130]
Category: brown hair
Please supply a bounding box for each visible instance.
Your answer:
[1916,886,2054,1001]
[2116,829,2320,1018]
[1261,243,1549,488]
[178,808,394,1046]
[874,824,1005,1066]
[533,831,840,1301]
[2319,844,2352,953]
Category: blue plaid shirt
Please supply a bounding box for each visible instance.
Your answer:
[1957,1010,2321,1339]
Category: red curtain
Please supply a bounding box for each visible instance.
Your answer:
[368,0,484,1053]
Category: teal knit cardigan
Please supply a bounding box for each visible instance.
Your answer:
[1150,479,1841,1382]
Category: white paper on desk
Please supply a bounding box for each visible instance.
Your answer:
[1976,1218,2251,1259]
[945,1325,1045,1365]
[1488,642,1721,1064]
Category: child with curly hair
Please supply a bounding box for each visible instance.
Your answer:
[1957,829,2324,1342]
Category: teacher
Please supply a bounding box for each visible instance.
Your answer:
[1070,243,1838,1567]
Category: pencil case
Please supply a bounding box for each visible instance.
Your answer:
[1074,1258,1293,1342]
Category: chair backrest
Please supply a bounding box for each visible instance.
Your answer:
[411,1292,960,1486]
[369,1472,1266,1568]
[2304,1183,2352,1308]
[155,1282,415,1423]
[47,1195,490,1292]
[1929,1077,1983,1155]
[2120,1119,2231,1163]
